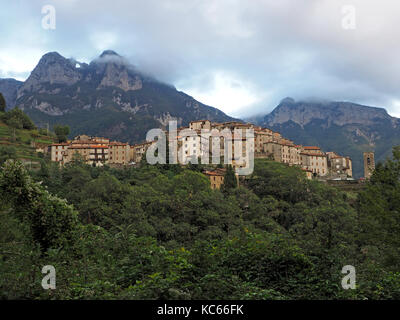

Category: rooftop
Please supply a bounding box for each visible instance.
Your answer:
[303,146,320,150]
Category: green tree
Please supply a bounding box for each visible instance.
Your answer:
[0,146,17,165]
[54,124,70,143]
[0,93,6,112]
[357,145,400,270]
[4,108,36,130]
[221,165,237,193]
[7,116,22,141]
[0,160,79,252]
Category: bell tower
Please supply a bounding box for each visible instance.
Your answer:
[363,152,375,179]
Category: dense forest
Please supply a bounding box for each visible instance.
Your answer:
[0,144,400,299]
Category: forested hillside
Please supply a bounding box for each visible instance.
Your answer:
[1,153,399,299]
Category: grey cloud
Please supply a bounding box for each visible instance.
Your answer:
[1,0,400,117]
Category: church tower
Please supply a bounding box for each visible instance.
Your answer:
[363,152,375,179]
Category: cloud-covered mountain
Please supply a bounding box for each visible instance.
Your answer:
[1,50,236,143]
[252,98,400,178]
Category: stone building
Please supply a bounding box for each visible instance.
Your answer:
[263,141,283,161]
[109,141,130,165]
[203,168,226,190]
[363,152,375,179]
[178,131,203,164]
[47,120,351,179]
[189,119,212,131]
[49,143,69,162]
[131,141,154,163]
[50,135,126,166]
[300,146,328,176]
[62,144,109,166]
[254,128,274,154]
[326,152,353,178]
[301,168,314,180]
[262,141,301,165]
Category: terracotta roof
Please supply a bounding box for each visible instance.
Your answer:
[133,141,153,147]
[69,145,108,149]
[51,143,69,146]
[300,152,326,157]
[255,129,272,134]
[203,169,226,176]
[110,141,128,146]
[304,146,320,150]
[280,142,295,147]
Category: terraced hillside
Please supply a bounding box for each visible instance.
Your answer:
[0,120,55,169]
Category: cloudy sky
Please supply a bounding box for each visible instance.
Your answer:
[1,0,400,117]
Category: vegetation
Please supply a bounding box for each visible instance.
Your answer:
[1,107,36,131]
[221,164,237,193]
[1,145,400,299]
[54,124,70,143]
[0,93,5,112]
[0,109,55,168]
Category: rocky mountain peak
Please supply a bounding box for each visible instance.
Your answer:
[17,51,81,97]
[264,99,394,128]
[99,50,121,58]
[89,51,142,91]
[39,51,66,62]
[279,97,295,105]
[2,49,235,143]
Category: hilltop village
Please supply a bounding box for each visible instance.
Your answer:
[48,120,353,188]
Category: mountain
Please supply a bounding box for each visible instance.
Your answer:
[254,98,400,178]
[0,78,23,110]
[1,50,236,143]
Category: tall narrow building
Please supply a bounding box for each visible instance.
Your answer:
[363,152,375,179]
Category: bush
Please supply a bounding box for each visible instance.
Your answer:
[3,108,36,130]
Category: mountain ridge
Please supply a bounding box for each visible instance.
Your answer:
[252,98,400,178]
[0,78,23,110]
[0,50,236,143]
[263,97,397,128]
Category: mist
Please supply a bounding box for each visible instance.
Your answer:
[1,0,400,117]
